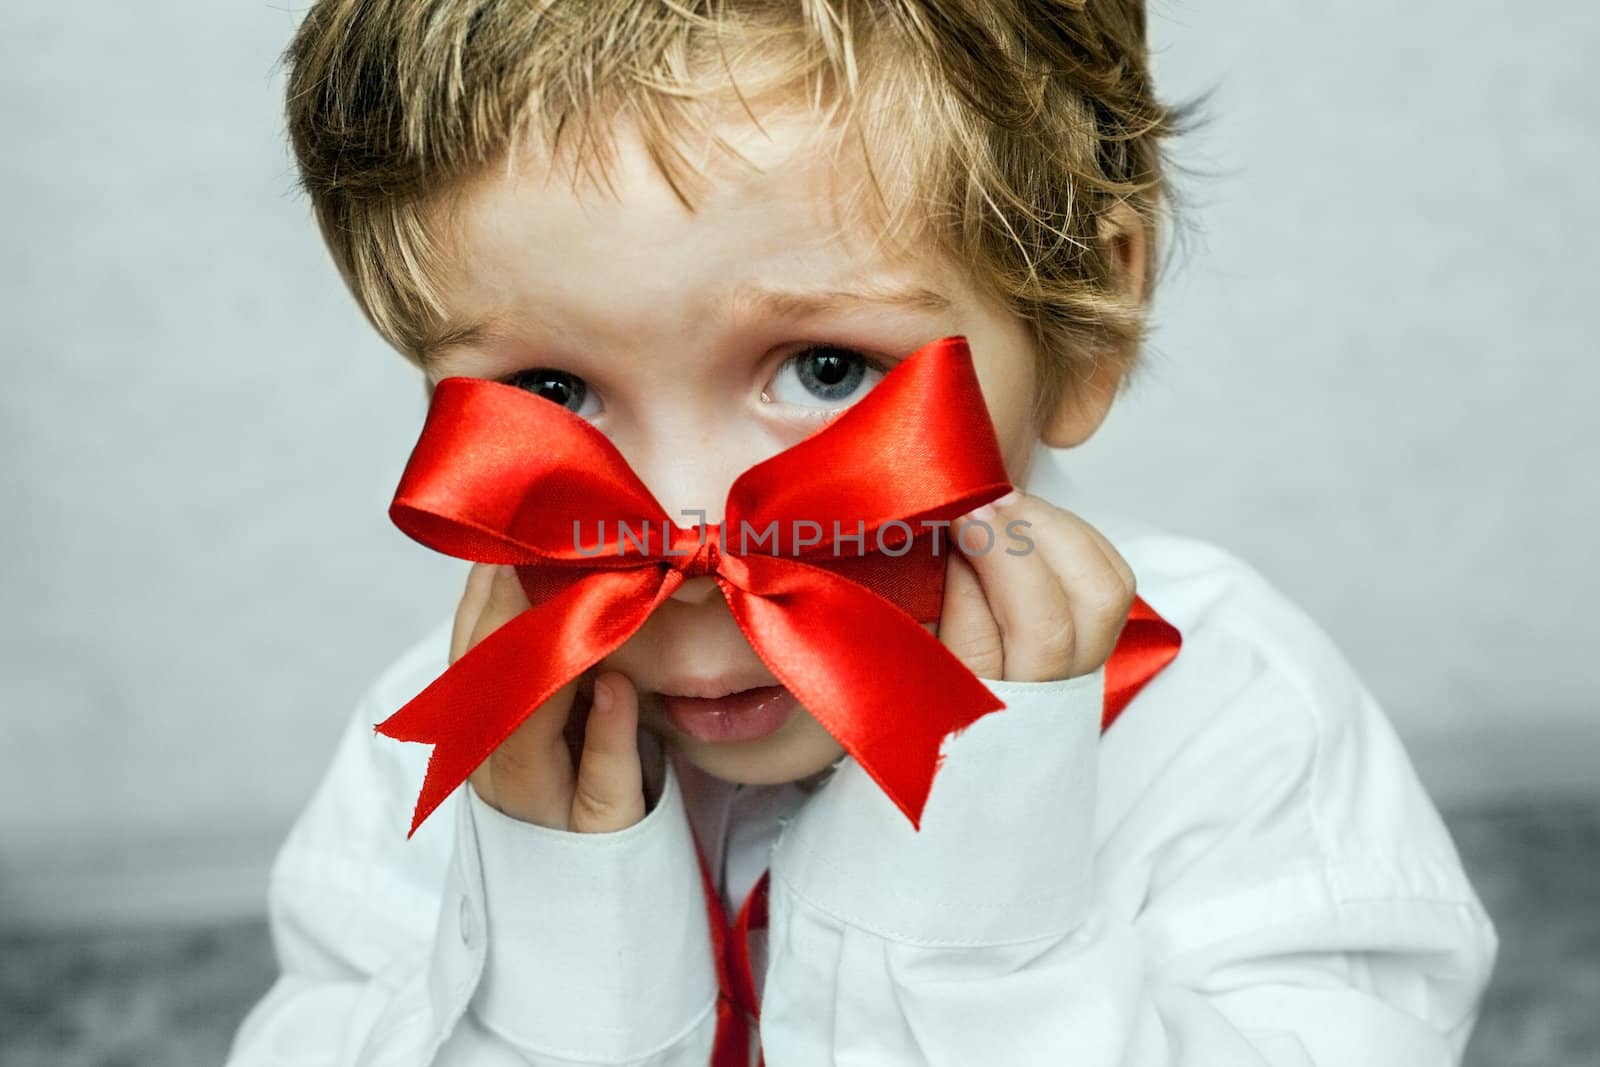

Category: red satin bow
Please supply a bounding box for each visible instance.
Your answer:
[377,335,1020,838]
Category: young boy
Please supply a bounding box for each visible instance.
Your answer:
[230,2,1496,1064]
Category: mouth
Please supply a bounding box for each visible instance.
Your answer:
[658,684,799,744]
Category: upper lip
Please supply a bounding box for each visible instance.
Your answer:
[654,674,782,700]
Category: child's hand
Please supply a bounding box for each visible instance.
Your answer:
[451,563,657,833]
[937,490,1136,683]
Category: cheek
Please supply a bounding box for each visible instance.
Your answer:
[959,328,1043,479]
[980,373,1042,480]
[999,427,1036,484]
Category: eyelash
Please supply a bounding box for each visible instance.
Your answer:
[773,345,895,417]
[497,344,897,416]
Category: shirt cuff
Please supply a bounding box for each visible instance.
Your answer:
[771,668,1105,947]
[463,754,717,1061]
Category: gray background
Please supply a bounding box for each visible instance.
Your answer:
[1,0,1595,939]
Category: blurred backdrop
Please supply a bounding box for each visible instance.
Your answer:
[1,0,1596,1063]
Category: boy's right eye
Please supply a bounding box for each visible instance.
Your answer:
[503,368,602,419]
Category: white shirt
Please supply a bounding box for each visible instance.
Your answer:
[226,497,1497,1066]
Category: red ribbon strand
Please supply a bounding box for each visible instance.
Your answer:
[377,336,1022,838]
[370,327,1188,1064]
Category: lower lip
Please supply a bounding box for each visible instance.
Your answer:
[662,685,798,744]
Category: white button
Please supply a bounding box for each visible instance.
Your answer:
[459,896,475,946]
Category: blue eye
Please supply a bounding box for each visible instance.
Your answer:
[768,346,886,410]
[504,368,602,418]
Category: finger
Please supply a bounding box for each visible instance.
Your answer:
[570,672,645,833]
[952,492,1077,681]
[1068,515,1137,651]
[451,563,499,665]
[937,550,1004,679]
[481,678,581,829]
[468,566,578,827]
[1012,502,1136,675]
[1060,510,1136,605]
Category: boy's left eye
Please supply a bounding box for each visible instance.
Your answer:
[766,346,887,411]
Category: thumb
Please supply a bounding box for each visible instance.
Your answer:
[569,671,646,833]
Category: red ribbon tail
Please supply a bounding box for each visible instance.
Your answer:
[1103,594,1183,731]
[374,569,666,838]
[373,609,570,839]
[724,555,1005,831]
[690,824,757,1067]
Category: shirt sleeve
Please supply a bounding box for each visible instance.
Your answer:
[225,642,719,1067]
[760,637,1498,1065]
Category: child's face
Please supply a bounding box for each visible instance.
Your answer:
[422,106,1058,787]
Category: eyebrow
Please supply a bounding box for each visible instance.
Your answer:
[418,281,951,365]
[724,280,953,321]
[418,317,512,366]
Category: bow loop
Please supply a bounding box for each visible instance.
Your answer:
[391,375,671,567]
[378,335,1020,838]
[725,336,1013,553]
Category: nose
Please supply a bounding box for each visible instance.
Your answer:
[623,410,751,528]
[613,404,759,605]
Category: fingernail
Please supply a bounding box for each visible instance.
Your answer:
[964,489,1019,524]
[592,677,613,715]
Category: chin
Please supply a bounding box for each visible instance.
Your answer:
[643,703,847,787]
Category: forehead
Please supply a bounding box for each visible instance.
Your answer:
[429,104,957,348]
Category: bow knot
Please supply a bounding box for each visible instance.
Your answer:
[673,523,722,579]
[378,336,1021,838]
